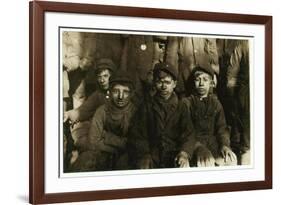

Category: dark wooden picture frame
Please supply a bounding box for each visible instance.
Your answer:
[29,1,272,204]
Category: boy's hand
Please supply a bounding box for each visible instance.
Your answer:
[64,109,79,123]
[221,145,237,163]
[138,155,153,169]
[196,146,215,167]
[175,151,190,168]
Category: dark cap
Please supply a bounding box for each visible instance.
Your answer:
[109,70,134,90]
[192,65,214,79]
[95,58,116,74]
[153,62,178,80]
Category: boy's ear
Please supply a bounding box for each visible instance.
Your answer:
[174,80,178,87]
[211,80,215,87]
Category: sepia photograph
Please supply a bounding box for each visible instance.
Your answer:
[29,1,272,203]
[61,30,251,173]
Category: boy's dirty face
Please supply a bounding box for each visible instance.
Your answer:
[155,75,177,100]
[194,71,213,97]
[111,84,131,108]
[97,69,111,90]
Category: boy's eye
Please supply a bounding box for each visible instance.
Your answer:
[203,77,210,82]
[112,90,119,94]
[123,91,130,96]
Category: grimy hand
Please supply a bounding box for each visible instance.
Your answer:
[196,146,215,167]
[221,145,237,163]
[175,151,190,168]
[64,109,79,123]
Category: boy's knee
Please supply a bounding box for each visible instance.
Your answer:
[240,149,251,165]
[70,121,91,150]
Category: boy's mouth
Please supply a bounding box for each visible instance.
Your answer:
[160,91,169,95]
[197,88,206,93]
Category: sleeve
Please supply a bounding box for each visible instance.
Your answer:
[119,34,129,71]
[88,106,116,153]
[179,98,196,158]
[226,44,243,88]
[205,38,220,75]
[127,105,151,162]
[63,70,70,98]
[165,37,188,96]
[165,36,180,70]
[77,92,101,121]
[102,130,126,150]
[215,100,231,148]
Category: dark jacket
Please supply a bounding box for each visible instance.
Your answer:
[226,40,249,89]
[183,94,230,158]
[128,93,194,168]
[226,40,250,152]
[120,35,167,92]
[217,40,250,153]
[88,101,137,170]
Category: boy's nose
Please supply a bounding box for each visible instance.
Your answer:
[118,92,124,99]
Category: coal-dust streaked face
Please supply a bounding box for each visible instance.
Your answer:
[155,76,177,100]
[194,71,212,98]
[111,84,131,108]
[97,69,111,90]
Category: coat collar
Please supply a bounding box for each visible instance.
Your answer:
[153,92,178,110]
[152,92,179,122]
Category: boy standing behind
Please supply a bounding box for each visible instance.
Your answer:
[184,66,237,167]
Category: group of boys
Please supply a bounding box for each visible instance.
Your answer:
[63,55,245,172]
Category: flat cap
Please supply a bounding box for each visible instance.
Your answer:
[95,58,116,74]
[109,70,134,89]
[192,65,214,79]
[153,62,178,80]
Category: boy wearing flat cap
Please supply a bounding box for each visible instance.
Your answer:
[73,70,137,171]
[64,58,116,124]
[183,66,237,167]
[64,58,116,171]
[128,62,194,169]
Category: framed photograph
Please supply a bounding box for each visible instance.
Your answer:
[29,1,272,204]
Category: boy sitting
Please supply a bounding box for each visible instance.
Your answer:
[184,65,237,167]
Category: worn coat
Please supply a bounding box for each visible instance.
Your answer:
[120,35,167,94]
[183,94,230,159]
[87,101,137,170]
[216,40,250,154]
[226,40,250,152]
[128,93,194,168]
